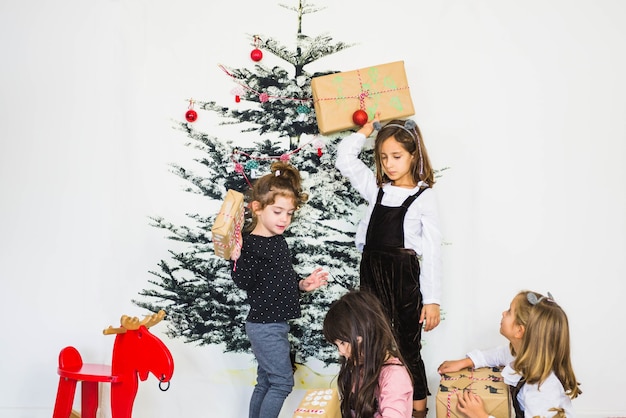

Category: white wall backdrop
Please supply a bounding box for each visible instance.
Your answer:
[1,0,625,417]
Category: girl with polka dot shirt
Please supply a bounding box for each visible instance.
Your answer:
[231,161,328,418]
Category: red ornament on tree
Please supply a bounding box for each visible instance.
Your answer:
[250,48,263,62]
[185,99,198,122]
[250,35,263,62]
[231,87,244,103]
[313,138,325,157]
[185,109,198,123]
[352,109,368,126]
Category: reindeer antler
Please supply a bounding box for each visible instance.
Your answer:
[142,310,166,329]
[103,310,166,335]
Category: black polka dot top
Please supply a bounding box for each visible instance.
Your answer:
[231,234,301,323]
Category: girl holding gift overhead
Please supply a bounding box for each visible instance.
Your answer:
[230,161,329,418]
[437,291,582,418]
[335,115,443,417]
[323,290,414,418]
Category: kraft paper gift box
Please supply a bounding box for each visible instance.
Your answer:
[436,367,511,418]
[311,60,415,135]
[293,388,341,418]
[211,189,244,259]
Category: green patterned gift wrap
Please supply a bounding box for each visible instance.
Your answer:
[311,61,415,135]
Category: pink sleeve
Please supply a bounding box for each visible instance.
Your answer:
[376,365,413,418]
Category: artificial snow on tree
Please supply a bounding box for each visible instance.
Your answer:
[133,0,374,366]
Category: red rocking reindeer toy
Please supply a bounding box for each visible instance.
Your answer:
[53,310,174,418]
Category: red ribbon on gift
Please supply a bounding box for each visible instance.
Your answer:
[313,67,410,113]
[440,369,504,418]
[213,209,244,270]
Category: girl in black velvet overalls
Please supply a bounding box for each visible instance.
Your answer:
[335,115,443,418]
[361,187,428,410]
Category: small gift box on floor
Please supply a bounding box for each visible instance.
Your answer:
[292,388,341,418]
[311,60,415,135]
[436,367,511,418]
[211,189,244,259]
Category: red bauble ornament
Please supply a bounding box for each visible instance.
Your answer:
[185,109,198,123]
[352,109,368,126]
[250,48,263,62]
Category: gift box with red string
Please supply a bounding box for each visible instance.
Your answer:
[211,189,244,259]
[436,367,511,418]
[311,61,415,135]
[292,388,341,418]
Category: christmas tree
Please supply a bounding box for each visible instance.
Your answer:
[134,0,373,365]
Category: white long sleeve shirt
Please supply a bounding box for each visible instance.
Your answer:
[335,132,443,305]
[467,346,575,417]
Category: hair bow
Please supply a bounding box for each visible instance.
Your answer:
[527,291,555,305]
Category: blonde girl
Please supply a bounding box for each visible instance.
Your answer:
[438,291,582,418]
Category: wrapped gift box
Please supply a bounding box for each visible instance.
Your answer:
[311,61,415,135]
[211,189,244,259]
[436,367,510,418]
[293,388,341,418]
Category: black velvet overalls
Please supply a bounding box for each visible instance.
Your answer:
[360,187,429,400]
